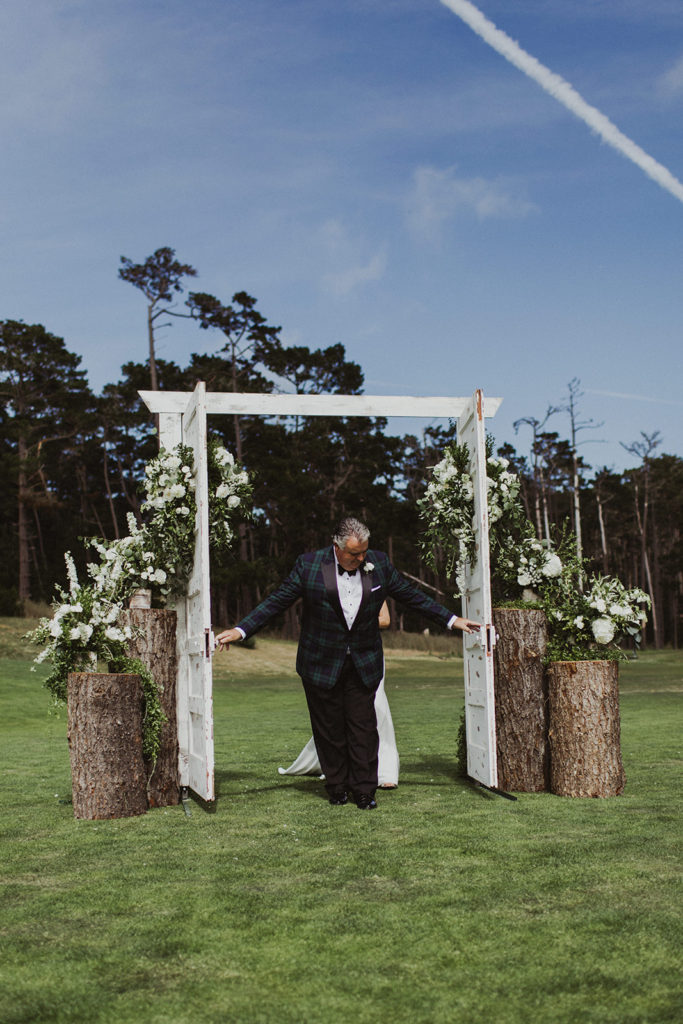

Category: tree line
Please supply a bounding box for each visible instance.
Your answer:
[1,248,680,647]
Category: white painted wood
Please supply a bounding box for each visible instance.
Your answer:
[458,390,499,789]
[178,383,215,801]
[157,413,182,451]
[140,390,502,420]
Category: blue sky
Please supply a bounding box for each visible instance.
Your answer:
[2,0,682,473]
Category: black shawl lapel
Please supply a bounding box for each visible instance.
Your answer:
[322,549,349,632]
[350,562,373,631]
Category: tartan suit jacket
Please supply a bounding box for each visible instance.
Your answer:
[237,547,454,689]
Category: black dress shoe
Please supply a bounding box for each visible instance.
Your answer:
[329,792,349,805]
[354,793,377,809]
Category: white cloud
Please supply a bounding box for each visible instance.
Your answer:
[406,164,536,241]
[658,54,683,98]
[318,220,387,297]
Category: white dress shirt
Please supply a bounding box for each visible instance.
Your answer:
[334,556,364,629]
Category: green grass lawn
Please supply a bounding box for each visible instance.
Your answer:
[1,621,681,1024]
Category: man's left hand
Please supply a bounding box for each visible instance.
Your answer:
[452,617,481,634]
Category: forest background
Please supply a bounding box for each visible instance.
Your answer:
[1,248,680,649]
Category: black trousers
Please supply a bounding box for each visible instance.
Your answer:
[302,656,379,798]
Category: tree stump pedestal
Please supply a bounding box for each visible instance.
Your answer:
[493,608,548,792]
[67,672,148,820]
[120,608,180,807]
[548,660,625,797]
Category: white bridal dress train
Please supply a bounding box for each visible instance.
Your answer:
[278,676,400,788]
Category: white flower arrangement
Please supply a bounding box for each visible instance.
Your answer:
[207,438,253,553]
[542,569,651,661]
[27,439,253,755]
[419,438,552,602]
[419,436,651,661]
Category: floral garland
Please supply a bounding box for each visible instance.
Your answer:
[207,437,253,553]
[419,438,560,601]
[419,437,650,660]
[28,439,252,762]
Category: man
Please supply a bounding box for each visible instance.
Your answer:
[216,517,479,809]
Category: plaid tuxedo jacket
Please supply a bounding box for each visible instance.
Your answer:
[237,547,454,689]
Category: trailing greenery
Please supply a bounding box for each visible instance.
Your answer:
[1,637,681,1024]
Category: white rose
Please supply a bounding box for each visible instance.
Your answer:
[216,483,230,499]
[592,617,615,645]
[227,495,241,509]
[573,616,584,629]
[50,619,63,638]
[364,562,375,573]
[517,572,532,587]
[178,506,190,516]
[169,484,186,499]
[165,455,181,470]
[154,569,167,584]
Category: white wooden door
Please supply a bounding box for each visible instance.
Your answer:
[179,382,215,801]
[458,390,498,789]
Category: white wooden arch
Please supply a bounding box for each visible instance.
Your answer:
[139,385,502,801]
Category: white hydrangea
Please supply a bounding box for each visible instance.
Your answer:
[542,553,563,578]
[592,617,616,644]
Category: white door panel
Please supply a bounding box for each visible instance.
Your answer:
[458,390,498,789]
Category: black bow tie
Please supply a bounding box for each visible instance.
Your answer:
[338,565,357,577]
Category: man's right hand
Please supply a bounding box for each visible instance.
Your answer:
[215,628,243,650]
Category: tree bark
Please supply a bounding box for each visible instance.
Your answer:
[548,661,625,797]
[493,608,548,792]
[120,608,180,807]
[67,672,148,819]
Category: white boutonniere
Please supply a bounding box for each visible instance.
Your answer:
[364,561,374,573]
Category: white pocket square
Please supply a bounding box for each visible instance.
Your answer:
[371,585,382,592]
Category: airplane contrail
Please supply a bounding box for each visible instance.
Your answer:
[586,389,683,407]
[439,0,683,205]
